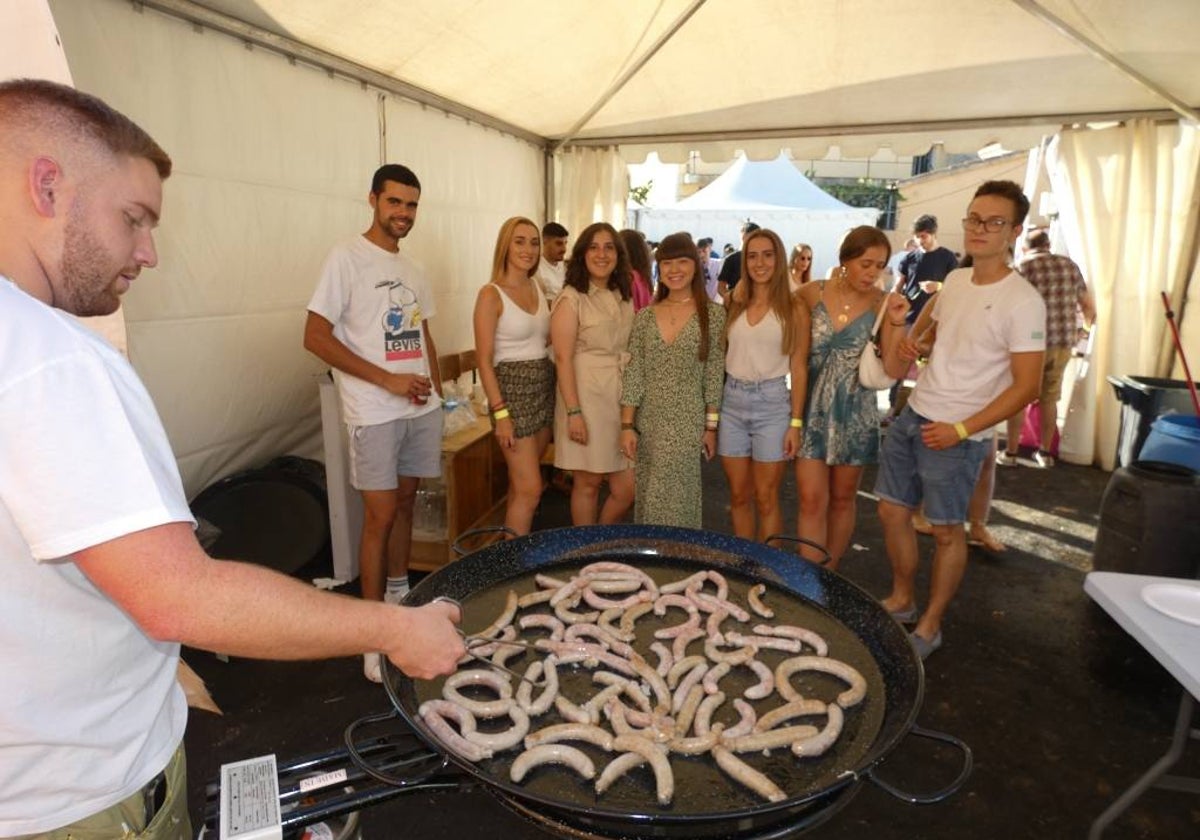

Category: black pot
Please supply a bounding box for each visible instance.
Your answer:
[381,525,969,838]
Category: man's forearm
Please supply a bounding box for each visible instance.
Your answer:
[305,327,385,387]
[963,380,1040,437]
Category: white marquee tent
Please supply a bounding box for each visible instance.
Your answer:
[3,0,1199,491]
[634,155,879,280]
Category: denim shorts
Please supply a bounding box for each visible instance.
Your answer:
[873,406,989,524]
[348,410,443,490]
[718,375,791,462]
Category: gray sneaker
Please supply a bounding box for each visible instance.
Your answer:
[995,450,1020,467]
[1028,451,1055,469]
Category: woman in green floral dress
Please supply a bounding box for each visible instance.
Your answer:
[619,233,726,528]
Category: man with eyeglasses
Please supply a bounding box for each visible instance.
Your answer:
[874,180,1046,659]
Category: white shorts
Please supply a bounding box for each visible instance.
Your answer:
[348,411,443,490]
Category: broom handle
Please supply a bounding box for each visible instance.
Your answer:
[1160,291,1200,416]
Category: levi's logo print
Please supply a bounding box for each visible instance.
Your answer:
[378,279,424,361]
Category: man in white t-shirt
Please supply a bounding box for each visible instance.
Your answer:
[874,180,1046,660]
[534,221,569,302]
[0,80,464,839]
[304,164,446,683]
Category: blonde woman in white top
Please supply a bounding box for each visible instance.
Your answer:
[473,217,555,535]
[719,228,807,541]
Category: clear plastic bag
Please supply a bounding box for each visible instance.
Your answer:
[440,381,478,437]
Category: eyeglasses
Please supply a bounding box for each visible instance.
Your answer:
[961,215,1012,233]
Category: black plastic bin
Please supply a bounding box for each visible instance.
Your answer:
[1107,375,1200,467]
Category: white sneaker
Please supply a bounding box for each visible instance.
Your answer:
[363,652,382,683]
[995,450,1020,467]
[1029,451,1055,469]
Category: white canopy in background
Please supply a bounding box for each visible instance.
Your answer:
[634,156,878,280]
[5,0,1198,491]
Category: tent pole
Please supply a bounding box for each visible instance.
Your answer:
[1010,0,1200,124]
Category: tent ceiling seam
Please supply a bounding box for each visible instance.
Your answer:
[551,0,707,152]
[136,0,551,149]
[1010,0,1200,125]
[564,108,1188,149]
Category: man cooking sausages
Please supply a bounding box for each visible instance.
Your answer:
[0,79,464,839]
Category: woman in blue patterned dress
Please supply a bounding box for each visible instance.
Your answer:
[794,226,897,570]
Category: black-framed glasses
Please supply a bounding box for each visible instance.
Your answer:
[961,215,1012,233]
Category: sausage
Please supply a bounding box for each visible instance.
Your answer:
[593,671,651,713]
[525,722,614,752]
[594,751,647,795]
[419,699,491,763]
[654,613,701,641]
[693,691,726,735]
[653,593,699,618]
[516,588,555,609]
[723,631,803,654]
[534,573,568,590]
[671,625,706,660]
[629,653,672,714]
[704,639,756,664]
[579,562,659,598]
[583,587,655,611]
[518,613,565,641]
[706,608,729,643]
[725,725,820,754]
[743,658,775,700]
[775,656,867,708]
[747,583,774,619]
[565,622,634,658]
[792,703,844,758]
[586,577,643,594]
[510,744,595,783]
[659,571,707,595]
[554,693,592,725]
[598,606,635,643]
[611,735,674,805]
[582,683,626,718]
[712,745,787,803]
[753,698,827,732]
[443,668,514,718]
[674,684,705,736]
[619,601,656,639]
[460,625,517,659]
[649,641,673,677]
[753,623,828,657]
[553,597,600,625]
[724,699,758,738]
[514,661,543,712]
[668,727,722,755]
[671,663,708,714]
[463,704,530,752]
[701,661,730,695]
[535,640,637,676]
[666,655,708,689]
[477,590,519,639]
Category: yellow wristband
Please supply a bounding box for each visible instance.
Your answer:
[705,412,720,422]
[954,422,969,440]
[493,408,511,421]
[789,417,803,429]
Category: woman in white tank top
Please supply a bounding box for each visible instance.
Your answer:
[719,229,807,541]
[473,217,555,535]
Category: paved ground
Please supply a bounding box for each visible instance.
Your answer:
[184,455,1199,839]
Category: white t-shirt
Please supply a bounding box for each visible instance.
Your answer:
[0,278,192,835]
[725,309,790,381]
[534,256,566,303]
[308,236,441,426]
[908,268,1046,436]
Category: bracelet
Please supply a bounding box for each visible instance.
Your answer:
[954,422,969,440]
[705,412,719,422]
[493,408,511,421]
[889,320,907,327]
[490,400,507,411]
[705,425,718,432]
[789,417,803,429]
[621,422,636,431]
[567,406,583,417]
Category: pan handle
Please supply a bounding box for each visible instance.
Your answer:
[865,725,973,804]
[342,710,450,788]
[452,525,517,557]
[763,534,833,566]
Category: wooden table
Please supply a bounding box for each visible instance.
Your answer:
[409,415,508,571]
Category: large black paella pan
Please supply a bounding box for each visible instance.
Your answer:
[381,525,969,838]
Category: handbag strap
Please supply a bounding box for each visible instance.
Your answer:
[868,293,889,338]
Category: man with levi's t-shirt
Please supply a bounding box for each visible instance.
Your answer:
[304,164,445,683]
[874,180,1046,661]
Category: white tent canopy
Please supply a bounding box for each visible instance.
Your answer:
[5,0,1199,490]
[635,156,878,279]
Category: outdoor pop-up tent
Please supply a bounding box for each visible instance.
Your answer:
[633,155,879,280]
[4,0,1198,489]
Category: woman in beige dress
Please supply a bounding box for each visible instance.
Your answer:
[550,222,636,525]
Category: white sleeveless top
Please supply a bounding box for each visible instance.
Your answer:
[493,280,550,363]
[725,308,789,381]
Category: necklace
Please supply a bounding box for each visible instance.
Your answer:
[665,296,693,304]
[835,276,852,324]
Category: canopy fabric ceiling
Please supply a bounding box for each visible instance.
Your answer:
[170,0,1199,160]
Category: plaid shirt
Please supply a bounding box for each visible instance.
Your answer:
[1019,252,1087,348]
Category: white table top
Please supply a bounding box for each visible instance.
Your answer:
[1085,571,1200,700]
